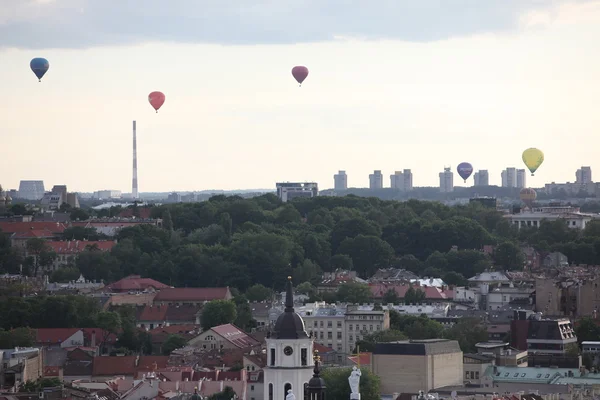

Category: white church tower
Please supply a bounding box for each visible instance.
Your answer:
[264,277,314,400]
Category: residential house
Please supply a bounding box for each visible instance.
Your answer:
[317,270,367,293]
[136,304,202,329]
[91,355,169,381]
[0,347,43,390]
[249,302,272,328]
[147,325,200,355]
[153,287,233,305]
[35,328,84,350]
[43,240,116,270]
[369,283,453,302]
[188,324,260,351]
[103,292,157,309]
[0,221,67,251]
[104,275,170,293]
[63,348,94,382]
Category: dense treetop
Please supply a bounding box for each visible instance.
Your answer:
[3,194,600,292]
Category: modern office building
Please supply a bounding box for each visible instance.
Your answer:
[439,167,454,193]
[333,171,348,191]
[369,170,383,189]
[276,182,319,202]
[18,180,45,200]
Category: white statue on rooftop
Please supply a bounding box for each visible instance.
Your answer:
[348,366,361,395]
[286,389,296,400]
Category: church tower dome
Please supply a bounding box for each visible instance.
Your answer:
[264,277,314,400]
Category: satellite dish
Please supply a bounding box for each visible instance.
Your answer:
[451,391,457,399]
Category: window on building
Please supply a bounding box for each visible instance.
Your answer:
[337,321,342,328]
[328,332,332,339]
[349,325,353,330]
[284,383,291,400]
[320,332,324,339]
[251,385,255,391]
[475,372,479,379]
[301,348,307,366]
[314,321,318,327]
[466,371,469,379]
[369,325,373,331]
[270,348,275,366]
[269,384,273,400]
[337,332,342,339]
[328,321,332,328]
[320,321,324,327]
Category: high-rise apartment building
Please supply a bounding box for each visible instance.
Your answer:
[576,166,592,184]
[334,171,348,191]
[501,168,517,188]
[369,170,383,189]
[439,167,454,193]
[390,169,414,191]
[516,169,527,189]
[403,169,413,191]
[473,170,489,186]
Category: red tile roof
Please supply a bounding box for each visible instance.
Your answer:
[46,240,116,254]
[149,324,200,335]
[81,328,118,344]
[106,275,170,292]
[0,222,67,234]
[138,305,169,321]
[92,355,169,377]
[154,287,231,302]
[12,230,58,239]
[348,352,372,366]
[36,328,80,344]
[211,324,260,349]
[313,343,335,354]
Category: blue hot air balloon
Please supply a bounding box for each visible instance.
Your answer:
[457,162,474,183]
[30,58,50,82]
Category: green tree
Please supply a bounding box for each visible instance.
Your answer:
[69,208,89,221]
[444,319,488,353]
[403,287,426,304]
[337,282,371,304]
[322,367,380,400]
[330,254,353,271]
[25,238,56,276]
[337,235,394,278]
[493,242,525,270]
[162,334,188,355]
[296,282,317,297]
[50,267,81,283]
[201,300,237,330]
[207,386,237,400]
[245,284,274,302]
[382,288,400,304]
[355,329,408,352]
[162,209,174,231]
[96,311,121,353]
[575,317,600,344]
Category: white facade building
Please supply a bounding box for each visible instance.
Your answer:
[264,279,314,400]
[333,171,348,191]
[505,206,599,230]
[276,182,319,203]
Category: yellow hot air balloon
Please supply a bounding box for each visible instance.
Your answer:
[522,148,544,176]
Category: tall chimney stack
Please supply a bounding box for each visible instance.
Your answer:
[132,120,138,199]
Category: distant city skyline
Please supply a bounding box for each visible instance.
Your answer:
[0,1,599,192]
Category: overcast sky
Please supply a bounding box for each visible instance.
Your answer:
[0,0,599,192]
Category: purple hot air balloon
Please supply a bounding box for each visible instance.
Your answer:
[291,66,309,86]
[457,162,474,182]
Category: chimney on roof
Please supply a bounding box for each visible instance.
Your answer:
[91,330,96,347]
[135,355,140,367]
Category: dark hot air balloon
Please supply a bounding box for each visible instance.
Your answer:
[292,66,309,86]
[148,91,165,113]
[30,58,49,82]
[457,162,474,182]
[520,188,537,209]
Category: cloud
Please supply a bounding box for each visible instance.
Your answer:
[0,0,593,49]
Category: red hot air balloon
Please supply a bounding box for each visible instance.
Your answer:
[291,66,309,86]
[148,91,165,113]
